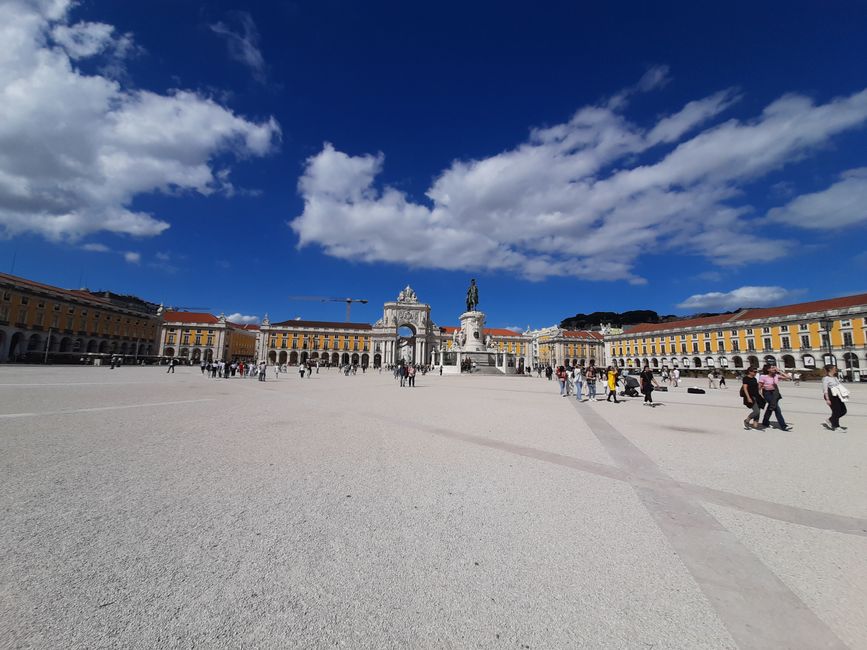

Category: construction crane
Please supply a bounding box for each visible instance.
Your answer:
[287,296,369,322]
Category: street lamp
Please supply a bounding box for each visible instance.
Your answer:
[820,317,836,367]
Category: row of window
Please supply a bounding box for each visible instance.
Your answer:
[1,291,157,337]
[613,331,857,357]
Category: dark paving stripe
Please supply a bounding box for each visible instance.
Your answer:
[574,403,848,650]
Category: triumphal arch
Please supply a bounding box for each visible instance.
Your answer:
[370,286,438,366]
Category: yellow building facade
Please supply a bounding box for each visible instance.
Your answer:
[606,293,867,379]
[0,272,161,362]
[529,327,606,368]
[259,317,373,367]
[160,311,258,362]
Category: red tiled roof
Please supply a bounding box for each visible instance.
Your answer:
[624,313,736,334]
[737,293,867,320]
[270,319,372,330]
[0,272,113,307]
[163,311,220,324]
[563,330,603,340]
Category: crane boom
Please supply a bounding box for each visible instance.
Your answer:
[287,296,369,322]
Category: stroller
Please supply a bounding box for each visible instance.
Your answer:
[620,375,640,398]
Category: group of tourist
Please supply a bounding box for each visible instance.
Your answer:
[538,358,851,433]
[740,363,849,431]
[393,364,418,387]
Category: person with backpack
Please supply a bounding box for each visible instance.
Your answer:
[740,366,763,429]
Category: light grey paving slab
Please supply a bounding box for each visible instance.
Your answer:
[0,366,863,648]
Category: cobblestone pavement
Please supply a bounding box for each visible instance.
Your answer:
[1,366,865,649]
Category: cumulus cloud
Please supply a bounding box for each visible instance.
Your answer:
[227,312,260,324]
[210,11,267,84]
[0,0,280,243]
[123,251,141,264]
[768,168,867,229]
[291,77,867,282]
[81,242,109,252]
[676,286,804,311]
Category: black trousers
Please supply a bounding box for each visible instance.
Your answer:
[829,395,847,428]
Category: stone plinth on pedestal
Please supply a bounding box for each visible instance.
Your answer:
[459,310,487,352]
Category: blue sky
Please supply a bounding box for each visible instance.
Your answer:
[1,0,866,329]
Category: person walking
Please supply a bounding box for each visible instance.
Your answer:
[822,365,848,430]
[759,366,792,430]
[605,366,619,403]
[671,367,680,388]
[258,361,267,381]
[408,365,416,387]
[719,372,727,389]
[557,366,567,397]
[740,366,763,429]
[585,364,597,401]
[166,358,175,374]
[572,367,584,401]
[639,363,659,406]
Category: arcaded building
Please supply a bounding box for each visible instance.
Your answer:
[0,272,161,363]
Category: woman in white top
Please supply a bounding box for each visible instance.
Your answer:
[822,364,847,431]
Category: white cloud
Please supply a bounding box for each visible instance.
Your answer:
[608,64,671,109]
[226,312,260,324]
[123,251,140,264]
[81,242,109,252]
[210,11,266,84]
[676,286,804,312]
[291,77,867,282]
[768,168,867,229]
[646,89,740,145]
[0,0,280,242]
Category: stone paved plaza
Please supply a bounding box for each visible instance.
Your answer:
[1,366,865,649]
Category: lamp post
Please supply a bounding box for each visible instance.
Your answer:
[43,327,52,364]
[820,317,836,367]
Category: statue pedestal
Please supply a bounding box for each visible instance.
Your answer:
[459,310,487,352]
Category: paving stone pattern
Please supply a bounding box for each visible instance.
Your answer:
[1,366,865,648]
